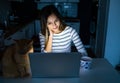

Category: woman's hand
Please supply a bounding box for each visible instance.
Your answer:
[45,28,53,52]
[48,28,53,37]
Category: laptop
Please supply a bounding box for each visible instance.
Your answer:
[29,52,81,78]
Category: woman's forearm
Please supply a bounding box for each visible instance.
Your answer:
[45,36,53,52]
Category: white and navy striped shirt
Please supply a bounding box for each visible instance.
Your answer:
[39,26,87,56]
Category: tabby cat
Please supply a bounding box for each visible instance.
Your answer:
[2,39,34,78]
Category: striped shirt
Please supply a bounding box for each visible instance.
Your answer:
[39,26,87,56]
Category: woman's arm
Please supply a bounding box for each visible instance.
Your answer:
[71,28,88,56]
[45,35,53,52]
[39,33,53,53]
[39,28,53,53]
[44,28,53,52]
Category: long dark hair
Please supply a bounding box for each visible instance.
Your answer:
[40,5,67,45]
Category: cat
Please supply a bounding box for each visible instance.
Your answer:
[2,39,34,78]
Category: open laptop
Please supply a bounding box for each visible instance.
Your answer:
[29,52,81,78]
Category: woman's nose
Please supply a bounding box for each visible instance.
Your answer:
[53,23,57,27]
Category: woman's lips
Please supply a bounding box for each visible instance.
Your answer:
[53,27,58,29]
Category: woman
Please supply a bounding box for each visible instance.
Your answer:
[39,5,88,56]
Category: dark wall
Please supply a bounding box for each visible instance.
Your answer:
[0,0,11,25]
[78,0,93,45]
[10,1,37,19]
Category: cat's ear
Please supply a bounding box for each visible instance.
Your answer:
[29,39,33,45]
[30,39,33,44]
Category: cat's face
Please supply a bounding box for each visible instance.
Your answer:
[14,39,33,54]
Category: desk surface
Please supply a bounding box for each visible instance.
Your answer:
[80,58,120,83]
[0,58,120,83]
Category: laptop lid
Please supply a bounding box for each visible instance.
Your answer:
[29,52,81,78]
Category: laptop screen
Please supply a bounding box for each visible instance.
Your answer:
[29,52,81,78]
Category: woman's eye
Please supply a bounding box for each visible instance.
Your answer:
[55,19,59,22]
[47,22,52,25]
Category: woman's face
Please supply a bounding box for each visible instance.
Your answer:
[47,14,61,34]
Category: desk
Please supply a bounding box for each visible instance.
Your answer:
[80,58,120,83]
[0,58,120,83]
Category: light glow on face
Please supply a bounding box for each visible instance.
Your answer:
[47,14,61,34]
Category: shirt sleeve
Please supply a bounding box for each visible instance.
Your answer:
[70,28,88,56]
[39,33,45,52]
